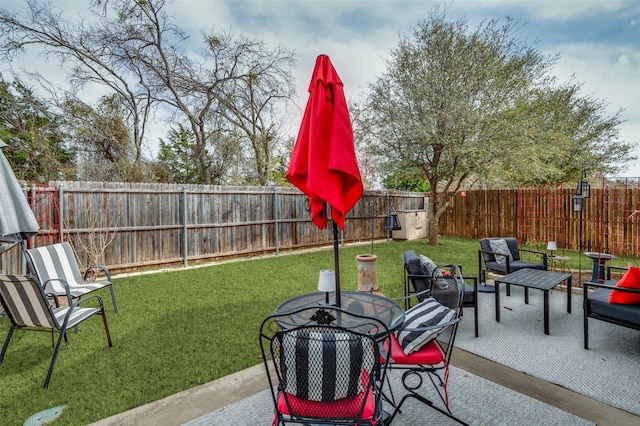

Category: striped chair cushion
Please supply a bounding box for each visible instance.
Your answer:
[395,297,455,355]
[278,330,374,402]
[0,274,56,328]
[27,242,108,296]
[53,306,101,329]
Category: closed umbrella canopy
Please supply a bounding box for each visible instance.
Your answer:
[287,55,363,307]
[0,139,39,252]
[287,54,363,230]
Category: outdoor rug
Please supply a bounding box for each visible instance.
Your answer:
[184,366,593,426]
[455,285,640,417]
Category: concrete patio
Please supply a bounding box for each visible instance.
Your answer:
[92,285,640,425]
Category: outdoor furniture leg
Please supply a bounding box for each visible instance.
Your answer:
[567,276,572,313]
[543,290,549,335]
[524,286,529,304]
[495,281,501,323]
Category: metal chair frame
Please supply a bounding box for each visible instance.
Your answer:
[260,304,392,426]
[386,265,468,425]
[0,274,112,389]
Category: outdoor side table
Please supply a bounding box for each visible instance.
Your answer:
[548,255,571,273]
[584,252,616,282]
[274,290,405,333]
[494,268,572,335]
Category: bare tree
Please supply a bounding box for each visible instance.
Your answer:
[0,0,153,163]
[92,0,296,184]
[218,50,296,185]
[65,191,120,271]
[0,0,297,185]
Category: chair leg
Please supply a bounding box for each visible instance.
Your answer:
[0,326,16,364]
[44,330,67,389]
[108,284,119,314]
[583,313,589,349]
[387,390,469,425]
[101,309,113,347]
[386,369,468,425]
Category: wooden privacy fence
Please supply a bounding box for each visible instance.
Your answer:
[1,182,426,275]
[2,178,638,276]
[439,177,640,260]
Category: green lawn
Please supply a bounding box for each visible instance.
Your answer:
[0,236,629,424]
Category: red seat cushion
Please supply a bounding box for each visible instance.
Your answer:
[385,334,445,365]
[609,267,640,305]
[277,387,375,421]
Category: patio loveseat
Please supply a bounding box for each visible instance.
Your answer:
[583,266,640,349]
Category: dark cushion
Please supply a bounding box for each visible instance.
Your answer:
[480,238,521,264]
[403,250,429,298]
[588,287,640,326]
[463,283,475,305]
[484,260,545,275]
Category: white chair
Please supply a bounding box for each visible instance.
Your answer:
[27,242,119,313]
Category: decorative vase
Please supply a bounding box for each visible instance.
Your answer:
[356,254,379,292]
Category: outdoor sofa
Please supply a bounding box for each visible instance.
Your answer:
[583,266,640,349]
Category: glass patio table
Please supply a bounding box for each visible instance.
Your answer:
[274,290,405,333]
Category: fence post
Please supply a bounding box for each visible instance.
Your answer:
[183,186,188,267]
[58,183,64,243]
[274,187,280,255]
[21,184,31,275]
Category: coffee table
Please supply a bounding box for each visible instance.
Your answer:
[494,268,572,335]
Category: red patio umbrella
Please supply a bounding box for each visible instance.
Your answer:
[287,54,364,306]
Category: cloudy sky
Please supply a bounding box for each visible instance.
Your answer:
[3,0,640,177]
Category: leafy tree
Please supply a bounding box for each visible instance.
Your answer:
[488,82,633,185]
[354,10,634,244]
[0,77,74,181]
[61,94,148,182]
[382,169,430,193]
[157,123,242,185]
[157,125,206,184]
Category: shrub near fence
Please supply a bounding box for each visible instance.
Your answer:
[1,182,426,275]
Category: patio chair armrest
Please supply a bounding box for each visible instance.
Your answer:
[43,278,74,304]
[391,288,432,304]
[408,264,463,280]
[519,249,548,269]
[72,294,107,310]
[583,281,640,294]
[606,265,629,280]
[84,265,111,281]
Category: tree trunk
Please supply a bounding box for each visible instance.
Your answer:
[428,188,439,245]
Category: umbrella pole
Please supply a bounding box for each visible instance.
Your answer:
[332,220,341,308]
